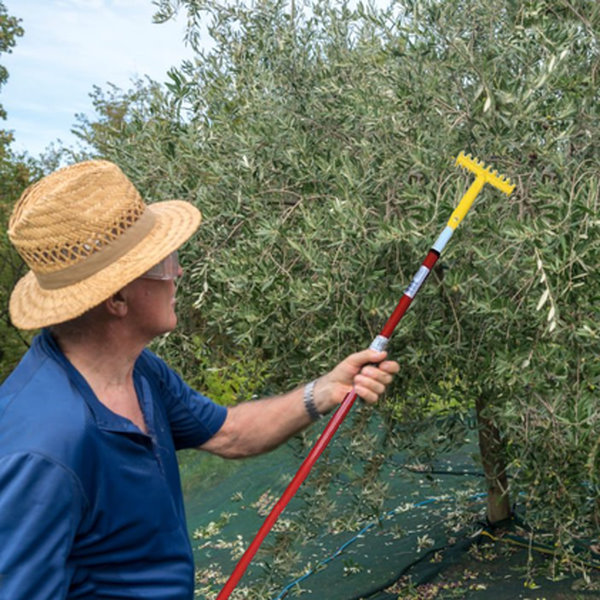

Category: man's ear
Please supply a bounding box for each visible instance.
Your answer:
[105,290,128,317]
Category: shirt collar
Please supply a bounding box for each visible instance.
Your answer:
[38,329,151,437]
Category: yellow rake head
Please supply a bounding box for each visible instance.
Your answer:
[446,152,515,230]
[455,152,515,195]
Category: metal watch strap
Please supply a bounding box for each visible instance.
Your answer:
[303,379,322,421]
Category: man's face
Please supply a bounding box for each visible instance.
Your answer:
[121,272,182,341]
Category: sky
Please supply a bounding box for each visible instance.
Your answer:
[1,0,197,156]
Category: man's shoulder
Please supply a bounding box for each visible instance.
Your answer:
[135,347,183,393]
[0,339,91,465]
[1,337,75,411]
[1,336,49,396]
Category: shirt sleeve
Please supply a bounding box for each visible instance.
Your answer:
[0,453,84,600]
[137,350,228,449]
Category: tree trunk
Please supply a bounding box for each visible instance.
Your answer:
[475,394,511,523]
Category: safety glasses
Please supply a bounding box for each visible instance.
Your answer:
[141,251,180,281]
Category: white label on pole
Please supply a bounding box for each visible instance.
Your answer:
[405,266,430,298]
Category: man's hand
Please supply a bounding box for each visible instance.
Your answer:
[313,349,400,415]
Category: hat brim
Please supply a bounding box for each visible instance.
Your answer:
[9,200,201,330]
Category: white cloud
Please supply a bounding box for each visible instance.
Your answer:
[2,0,196,156]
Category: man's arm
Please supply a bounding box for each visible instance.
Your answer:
[199,349,399,458]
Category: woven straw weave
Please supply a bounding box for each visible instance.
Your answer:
[9,161,146,275]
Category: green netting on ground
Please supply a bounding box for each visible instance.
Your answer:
[181,417,600,600]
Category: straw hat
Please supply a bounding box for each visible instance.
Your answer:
[8,160,201,330]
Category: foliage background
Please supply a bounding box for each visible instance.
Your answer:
[1,0,599,589]
[0,3,41,380]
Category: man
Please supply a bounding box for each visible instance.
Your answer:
[0,160,399,599]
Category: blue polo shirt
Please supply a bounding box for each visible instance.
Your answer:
[0,329,228,599]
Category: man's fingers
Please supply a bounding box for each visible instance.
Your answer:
[354,379,385,403]
[360,362,398,380]
[355,374,385,393]
[347,349,388,369]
